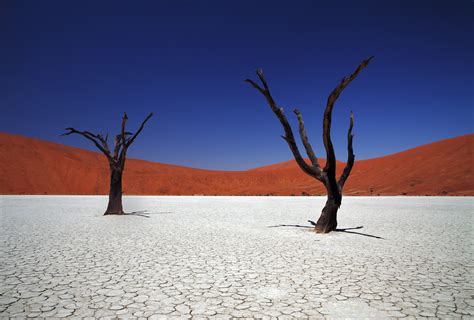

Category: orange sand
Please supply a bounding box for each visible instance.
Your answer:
[0,132,472,196]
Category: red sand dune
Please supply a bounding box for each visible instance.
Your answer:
[0,132,472,196]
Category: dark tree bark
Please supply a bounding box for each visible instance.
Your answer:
[105,166,124,214]
[62,112,153,215]
[246,57,372,233]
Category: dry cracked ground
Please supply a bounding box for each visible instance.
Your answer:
[0,196,473,319]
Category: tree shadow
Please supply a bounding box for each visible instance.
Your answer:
[269,222,384,239]
[122,210,174,218]
[124,211,150,218]
[334,228,384,239]
[268,224,313,229]
[335,226,364,231]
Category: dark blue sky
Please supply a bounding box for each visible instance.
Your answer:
[1,0,472,170]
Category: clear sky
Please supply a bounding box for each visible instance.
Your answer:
[1,0,472,170]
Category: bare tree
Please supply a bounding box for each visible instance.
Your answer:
[62,112,153,215]
[246,57,373,233]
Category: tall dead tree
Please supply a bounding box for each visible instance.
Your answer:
[246,57,372,233]
[63,112,153,215]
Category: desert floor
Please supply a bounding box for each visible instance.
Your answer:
[0,196,473,319]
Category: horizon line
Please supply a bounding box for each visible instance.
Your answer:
[1,131,472,172]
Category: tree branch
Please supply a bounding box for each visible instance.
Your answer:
[62,128,113,162]
[338,111,355,191]
[322,56,373,174]
[246,70,323,180]
[115,112,154,168]
[125,113,153,148]
[293,109,323,179]
[245,78,266,95]
[120,112,128,146]
[63,112,152,171]
[116,113,129,166]
[96,134,111,155]
[113,134,122,161]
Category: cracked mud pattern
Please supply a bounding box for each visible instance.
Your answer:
[0,196,473,319]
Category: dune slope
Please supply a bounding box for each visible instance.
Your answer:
[0,132,472,195]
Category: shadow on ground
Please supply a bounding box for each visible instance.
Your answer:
[121,210,173,218]
[268,223,384,239]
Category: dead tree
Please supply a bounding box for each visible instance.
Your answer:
[246,57,373,233]
[62,112,153,215]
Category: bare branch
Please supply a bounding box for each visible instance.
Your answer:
[113,134,122,160]
[112,113,128,166]
[338,111,355,191]
[244,79,266,95]
[323,56,373,174]
[246,70,323,180]
[114,113,153,168]
[62,128,113,162]
[255,69,270,91]
[83,131,98,138]
[96,134,111,155]
[125,113,153,148]
[293,109,323,179]
[121,112,128,146]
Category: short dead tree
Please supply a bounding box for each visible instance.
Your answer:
[246,57,373,233]
[63,112,153,215]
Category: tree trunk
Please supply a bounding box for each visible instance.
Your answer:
[104,167,123,215]
[315,178,341,233]
[315,197,339,233]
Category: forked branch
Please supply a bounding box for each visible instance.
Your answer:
[63,112,154,168]
[117,112,153,167]
[323,56,373,174]
[293,109,323,178]
[245,70,323,181]
[96,134,111,155]
[62,128,113,162]
[247,57,373,233]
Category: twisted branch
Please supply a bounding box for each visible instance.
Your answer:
[293,109,323,180]
[246,70,323,181]
[62,128,113,162]
[247,57,372,199]
[323,56,373,174]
